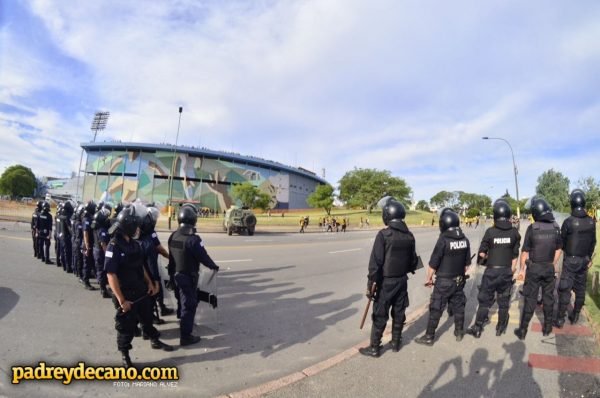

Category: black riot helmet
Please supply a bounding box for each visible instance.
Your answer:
[36,200,44,211]
[42,201,50,213]
[141,206,160,233]
[113,202,124,217]
[74,203,85,220]
[178,204,198,227]
[62,201,74,218]
[109,205,142,237]
[439,209,460,232]
[530,197,551,221]
[84,200,97,218]
[493,199,511,221]
[92,208,111,230]
[570,189,586,210]
[102,202,113,217]
[381,198,406,225]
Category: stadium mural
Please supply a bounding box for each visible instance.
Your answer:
[81,142,325,212]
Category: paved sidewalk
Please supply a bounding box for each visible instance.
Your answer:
[228,271,600,398]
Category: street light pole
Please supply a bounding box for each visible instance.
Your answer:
[482,136,520,219]
[167,106,183,230]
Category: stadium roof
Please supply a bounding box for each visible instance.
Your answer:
[81,141,328,184]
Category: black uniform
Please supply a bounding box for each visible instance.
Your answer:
[54,209,62,267]
[72,216,84,278]
[59,212,73,272]
[424,227,471,340]
[82,216,95,285]
[31,210,39,258]
[36,210,53,263]
[104,234,160,353]
[365,220,417,352]
[518,215,562,335]
[168,225,219,341]
[557,209,596,324]
[93,226,110,293]
[468,220,521,336]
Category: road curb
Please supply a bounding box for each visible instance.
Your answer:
[220,302,430,398]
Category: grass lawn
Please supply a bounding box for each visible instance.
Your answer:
[585,224,600,329]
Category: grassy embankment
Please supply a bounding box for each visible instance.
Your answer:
[585,225,600,329]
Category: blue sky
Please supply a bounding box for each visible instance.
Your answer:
[1,0,599,203]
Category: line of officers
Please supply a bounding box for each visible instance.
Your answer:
[30,200,219,367]
[359,189,596,357]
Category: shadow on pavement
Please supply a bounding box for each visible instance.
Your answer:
[417,341,542,397]
[146,264,361,367]
[0,287,19,320]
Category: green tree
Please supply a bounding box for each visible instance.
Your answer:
[0,164,36,198]
[535,169,570,212]
[307,184,335,215]
[338,168,411,212]
[230,182,269,209]
[430,190,458,209]
[416,200,430,212]
[578,176,600,211]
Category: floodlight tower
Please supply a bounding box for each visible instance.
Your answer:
[77,111,110,201]
[167,106,183,230]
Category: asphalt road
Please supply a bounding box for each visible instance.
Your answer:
[0,220,485,397]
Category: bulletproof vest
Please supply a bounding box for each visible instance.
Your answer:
[60,216,71,238]
[437,234,468,277]
[31,212,38,228]
[485,227,515,267]
[564,216,596,257]
[112,237,146,292]
[169,228,199,275]
[529,222,559,263]
[56,216,63,238]
[72,220,83,245]
[37,213,51,235]
[382,228,415,277]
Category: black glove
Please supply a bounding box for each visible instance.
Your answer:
[366,280,375,299]
[213,266,220,272]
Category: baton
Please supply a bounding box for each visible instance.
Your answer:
[424,253,476,287]
[117,294,149,315]
[359,283,377,330]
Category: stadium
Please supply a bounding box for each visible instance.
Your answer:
[80,142,328,212]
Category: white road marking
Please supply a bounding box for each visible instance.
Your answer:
[244,239,273,242]
[215,259,253,263]
[328,248,362,254]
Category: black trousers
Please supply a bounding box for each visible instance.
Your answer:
[32,230,38,257]
[370,276,409,345]
[557,256,588,317]
[426,276,466,335]
[474,267,513,327]
[60,236,72,272]
[37,235,50,262]
[113,291,159,352]
[54,236,62,265]
[520,262,555,328]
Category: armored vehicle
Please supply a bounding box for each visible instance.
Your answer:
[223,206,257,236]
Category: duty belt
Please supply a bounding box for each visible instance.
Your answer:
[488,265,510,269]
[437,274,470,285]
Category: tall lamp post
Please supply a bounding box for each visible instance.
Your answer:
[77,111,110,202]
[167,106,183,230]
[482,136,520,219]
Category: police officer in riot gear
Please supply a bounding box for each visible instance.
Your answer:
[554,190,596,327]
[72,204,85,279]
[359,197,417,358]
[466,199,521,338]
[92,207,112,298]
[54,203,63,268]
[31,200,43,258]
[515,197,562,339]
[139,204,173,318]
[168,204,219,346]
[81,201,97,290]
[36,201,53,264]
[416,209,472,346]
[105,205,173,368]
[60,201,74,273]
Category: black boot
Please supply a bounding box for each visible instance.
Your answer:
[121,351,133,368]
[151,339,174,352]
[101,288,111,299]
[496,313,509,336]
[160,304,174,316]
[454,329,465,342]
[390,323,403,352]
[514,327,527,340]
[569,311,580,325]
[180,335,201,346]
[466,324,483,338]
[542,323,553,337]
[415,334,435,346]
[553,316,565,329]
[358,345,381,357]
[84,280,95,291]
